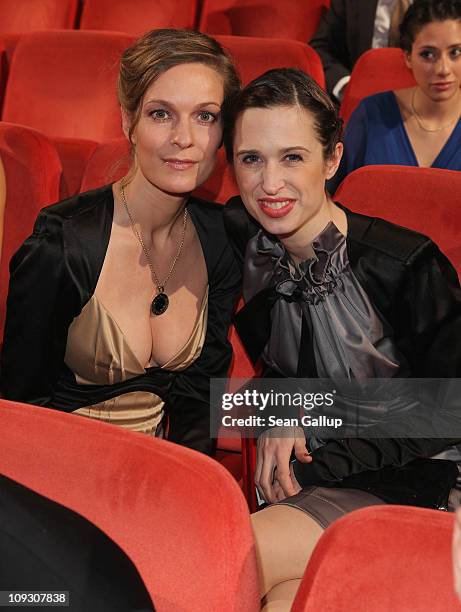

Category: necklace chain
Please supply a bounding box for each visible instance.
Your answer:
[120,181,188,294]
[411,88,459,133]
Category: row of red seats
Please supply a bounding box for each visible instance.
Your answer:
[1,399,459,611]
[0,0,330,40]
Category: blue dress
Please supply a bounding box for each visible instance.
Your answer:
[328,90,461,193]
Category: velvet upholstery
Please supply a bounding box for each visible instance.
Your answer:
[215,35,325,89]
[0,399,260,611]
[79,138,131,193]
[0,0,78,34]
[80,0,198,34]
[0,122,62,341]
[334,165,461,275]
[340,48,416,123]
[292,505,460,611]
[2,31,134,195]
[199,0,328,42]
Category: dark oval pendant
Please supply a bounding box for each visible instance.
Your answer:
[151,292,169,316]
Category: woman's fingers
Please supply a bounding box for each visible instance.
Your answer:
[255,427,306,503]
[293,431,312,463]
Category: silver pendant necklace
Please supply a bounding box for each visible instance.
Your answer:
[120,182,188,316]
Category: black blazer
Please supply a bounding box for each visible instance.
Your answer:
[310,0,379,96]
[224,197,461,507]
[1,185,241,455]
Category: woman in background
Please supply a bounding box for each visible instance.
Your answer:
[329,0,461,192]
[1,29,241,455]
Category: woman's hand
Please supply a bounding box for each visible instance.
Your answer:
[255,426,312,503]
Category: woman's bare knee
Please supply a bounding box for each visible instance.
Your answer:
[251,505,323,598]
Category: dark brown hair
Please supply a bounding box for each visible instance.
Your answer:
[223,67,342,162]
[400,0,461,52]
[118,29,241,142]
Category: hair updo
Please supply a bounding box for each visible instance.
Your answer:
[223,67,342,162]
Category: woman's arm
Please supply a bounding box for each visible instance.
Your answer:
[1,212,72,404]
[294,243,461,486]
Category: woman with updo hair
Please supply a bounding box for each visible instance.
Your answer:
[1,29,241,455]
[224,67,461,610]
[330,0,461,191]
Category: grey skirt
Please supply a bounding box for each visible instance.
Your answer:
[278,487,384,529]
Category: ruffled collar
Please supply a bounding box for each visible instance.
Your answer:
[256,222,347,303]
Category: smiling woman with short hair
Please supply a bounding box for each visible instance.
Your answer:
[224,66,461,611]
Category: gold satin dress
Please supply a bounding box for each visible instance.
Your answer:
[64,289,208,435]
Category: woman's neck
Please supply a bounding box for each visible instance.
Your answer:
[413,86,461,124]
[279,198,347,264]
[116,172,187,242]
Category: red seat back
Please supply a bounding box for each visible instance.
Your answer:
[334,165,461,275]
[0,0,78,34]
[2,31,134,141]
[0,399,260,611]
[0,122,62,341]
[292,505,459,612]
[80,138,131,192]
[340,48,416,123]
[80,0,198,35]
[215,35,325,88]
[199,0,328,42]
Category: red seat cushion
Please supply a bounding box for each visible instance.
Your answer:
[0,122,62,341]
[199,0,328,42]
[292,505,459,612]
[80,0,198,34]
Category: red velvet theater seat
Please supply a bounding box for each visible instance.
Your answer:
[292,505,460,612]
[80,0,198,35]
[0,0,78,34]
[0,122,62,342]
[2,30,134,196]
[340,48,416,123]
[334,165,461,275]
[80,138,131,192]
[199,0,328,43]
[215,35,325,88]
[0,399,260,612]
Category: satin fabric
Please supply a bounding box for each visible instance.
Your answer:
[1,185,241,455]
[243,222,401,380]
[66,290,208,434]
[224,197,461,506]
